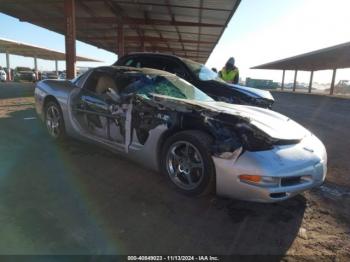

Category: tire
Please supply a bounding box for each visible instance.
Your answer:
[44,100,66,141]
[161,130,215,196]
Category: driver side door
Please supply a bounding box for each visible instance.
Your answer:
[72,69,126,146]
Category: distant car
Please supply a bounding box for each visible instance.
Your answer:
[35,66,327,202]
[14,67,36,82]
[41,71,58,80]
[0,69,6,82]
[115,53,274,108]
[58,72,66,80]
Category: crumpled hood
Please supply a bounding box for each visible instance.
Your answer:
[228,84,274,101]
[181,99,309,141]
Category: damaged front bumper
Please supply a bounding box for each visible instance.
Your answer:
[213,133,327,203]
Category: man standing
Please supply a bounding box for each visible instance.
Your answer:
[219,57,239,84]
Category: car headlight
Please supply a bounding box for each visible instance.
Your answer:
[239,175,280,187]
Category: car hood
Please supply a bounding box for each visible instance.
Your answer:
[153,95,308,141]
[228,83,274,101]
[195,101,308,140]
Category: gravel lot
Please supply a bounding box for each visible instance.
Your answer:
[0,83,349,258]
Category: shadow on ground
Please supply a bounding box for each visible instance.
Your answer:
[0,82,35,99]
[0,108,305,255]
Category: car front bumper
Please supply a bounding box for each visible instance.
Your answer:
[213,133,327,202]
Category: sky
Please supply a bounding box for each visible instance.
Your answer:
[1,0,350,85]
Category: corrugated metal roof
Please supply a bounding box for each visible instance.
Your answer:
[252,42,350,71]
[0,37,101,61]
[0,0,241,63]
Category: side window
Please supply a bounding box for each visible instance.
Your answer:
[83,71,100,92]
[83,70,118,95]
[121,58,141,68]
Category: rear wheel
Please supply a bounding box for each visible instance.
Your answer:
[161,130,215,196]
[44,100,66,140]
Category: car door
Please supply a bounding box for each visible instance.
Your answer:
[72,69,127,148]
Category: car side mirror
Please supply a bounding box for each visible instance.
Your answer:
[106,88,121,103]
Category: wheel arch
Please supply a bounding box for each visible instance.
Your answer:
[156,126,216,170]
[43,95,60,111]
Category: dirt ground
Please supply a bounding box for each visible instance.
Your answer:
[0,83,349,259]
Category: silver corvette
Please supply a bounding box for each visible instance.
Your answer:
[35,66,327,202]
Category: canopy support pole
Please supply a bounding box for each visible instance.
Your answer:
[34,56,38,81]
[64,0,76,79]
[293,70,298,92]
[55,60,59,75]
[6,52,11,81]
[308,71,314,93]
[330,69,337,95]
[118,22,125,57]
[281,70,285,91]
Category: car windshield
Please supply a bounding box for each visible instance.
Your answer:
[182,58,225,83]
[124,74,214,102]
[16,67,31,71]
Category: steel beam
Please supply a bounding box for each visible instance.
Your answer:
[28,17,222,27]
[330,69,337,95]
[6,52,11,81]
[293,70,298,92]
[64,0,76,79]
[308,71,314,93]
[281,70,285,91]
[83,36,214,45]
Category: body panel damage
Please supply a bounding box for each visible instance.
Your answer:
[34,66,327,202]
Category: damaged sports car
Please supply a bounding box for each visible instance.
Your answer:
[35,66,327,202]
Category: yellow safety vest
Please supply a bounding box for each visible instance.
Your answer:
[220,67,239,83]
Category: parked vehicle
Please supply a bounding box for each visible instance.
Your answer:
[14,67,36,82]
[115,53,274,108]
[41,71,58,80]
[35,66,327,202]
[0,69,6,82]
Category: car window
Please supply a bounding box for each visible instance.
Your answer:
[182,58,224,82]
[136,57,188,79]
[83,69,138,96]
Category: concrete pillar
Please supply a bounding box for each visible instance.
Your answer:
[308,71,314,94]
[6,52,11,81]
[55,60,59,75]
[330,69,337,95]
[34,56,38,81]
[64,0,76,79]
[293,70,298,92]
[118,22,125,57]
[281,70,285,91]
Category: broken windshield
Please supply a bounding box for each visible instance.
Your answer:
[124,74,214,102]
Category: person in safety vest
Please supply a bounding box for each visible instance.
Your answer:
[219,57,239,84]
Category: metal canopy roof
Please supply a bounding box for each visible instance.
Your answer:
[0,0,241,64]
[252,42,350,71]
[0,37,101,62]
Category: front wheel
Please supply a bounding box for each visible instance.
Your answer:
[44,100,66,140]
[161,130,215,196]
